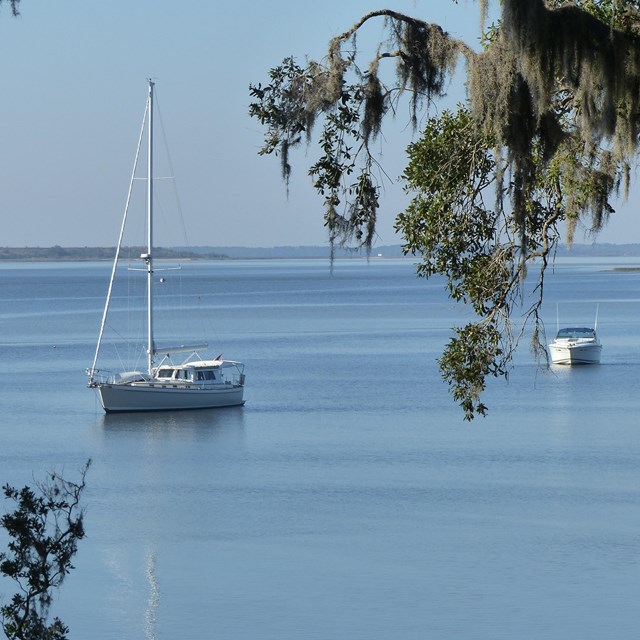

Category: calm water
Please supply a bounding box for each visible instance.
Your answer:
[1,257,640,639]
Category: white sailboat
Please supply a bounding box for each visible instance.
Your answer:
[87,80,245,412]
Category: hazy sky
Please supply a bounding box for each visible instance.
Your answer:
[0,1,636,248]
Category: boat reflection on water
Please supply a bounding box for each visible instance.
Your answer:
[99,405,246,436]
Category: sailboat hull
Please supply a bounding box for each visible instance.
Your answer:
[96,382,244,413]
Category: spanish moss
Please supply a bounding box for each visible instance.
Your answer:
[250,0,640,418]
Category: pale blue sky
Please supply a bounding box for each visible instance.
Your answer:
[0,0,636,248]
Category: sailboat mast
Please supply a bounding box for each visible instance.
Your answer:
[146,79,155,375]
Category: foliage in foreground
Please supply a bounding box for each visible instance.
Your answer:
[0,461,90,640]
[250,0,639,418]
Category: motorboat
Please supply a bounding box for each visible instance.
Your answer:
[548,326,602,365]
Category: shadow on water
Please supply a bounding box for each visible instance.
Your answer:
[99,405,247,436]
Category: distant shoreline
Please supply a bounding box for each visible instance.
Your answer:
[0,246,227,262]
[2,243,640,262]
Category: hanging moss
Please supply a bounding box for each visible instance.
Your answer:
[362,60,385,143]
[252,1,640,252]
[249,1,640,418]
[392,18,460,125]
[502,0,640,154]
[0,0,20,15]
[464,0,640,252]
[479,0,489,29]
[327,10,469,138]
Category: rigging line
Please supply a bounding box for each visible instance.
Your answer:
[89,95,149,382]
[154,90,190,329]
[100,309,146,374]
[125,255,148,368]
[107,321,147,363]
[113,342,131,375]
[154,90,191,251]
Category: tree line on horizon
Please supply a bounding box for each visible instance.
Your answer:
[0,246,228,261]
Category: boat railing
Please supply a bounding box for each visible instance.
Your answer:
[224,363,245,387]
[87,367,245,388]
[86,369,113,386]
[87,369,152,386]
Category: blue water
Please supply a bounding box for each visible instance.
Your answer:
[1,257,640,639]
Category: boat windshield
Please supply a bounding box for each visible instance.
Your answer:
[195,370,217,381]
[556,328,596,339]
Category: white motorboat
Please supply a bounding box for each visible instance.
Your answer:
[548,327,602,365]
[87,80,245,412]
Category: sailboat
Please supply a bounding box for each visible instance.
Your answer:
[87,80,245,412]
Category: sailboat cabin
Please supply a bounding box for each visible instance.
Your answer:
[155,359,226,384]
